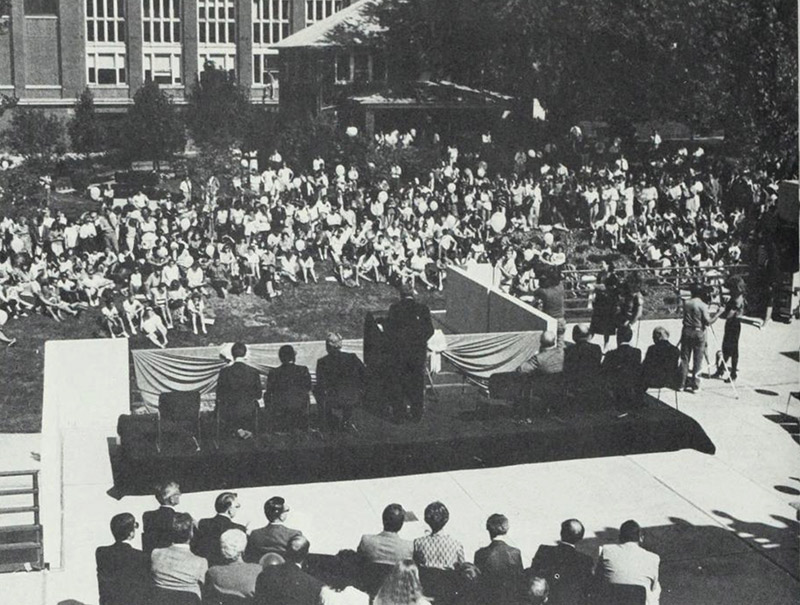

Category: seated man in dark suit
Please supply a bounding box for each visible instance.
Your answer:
[641,326,681,392]
[264,344,312,432]
[246,496,304,563]
[529,518,594,605]
[563,324,603,405]
[142,480,181,554]
[474,513,523,605]
[515,330,564,417]
[357,503,414,565]
[216,342,263,438]
[315,332,365,432]
[192,492,247,565]
[601,325,643,411]
[255,535,323,605]
[96,513,150,605]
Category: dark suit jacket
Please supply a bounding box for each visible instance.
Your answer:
[387,296,435,363]
[564,341,603,383]
[245,523,303,562]
[602,344,643,407]
[216,360,262,420]
[95,541,150,605]
[315,350,365,410]
[474,539,523,605]
[192,515,247,565]
[142,506,177,554]
[641,340,681,390]
[254,562,323,605]
[265,363,311,411]
[529,543,594,605]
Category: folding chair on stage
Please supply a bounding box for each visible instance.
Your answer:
[156,391,201,453]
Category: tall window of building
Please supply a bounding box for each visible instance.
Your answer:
[334,51,386,85]
[143,0,182,86]
[143,0,181,44]
[252,0,288,98]
[198,0,235,76]
[86,0,127,86]
[305,0,343,27]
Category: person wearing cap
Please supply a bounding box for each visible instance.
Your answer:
[192,492,247,565]
[246,496,304,562]
[216,342,263,438]
[264,344,312,432]
[357,503,414,565]
[142,480,182,554]
[386,283,434,423]
[314,332,365,431]
[95,512,149,605]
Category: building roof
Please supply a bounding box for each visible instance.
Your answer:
[273,0,386,49]
[350,80,514,108]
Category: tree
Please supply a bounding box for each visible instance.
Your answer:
[186,61,251,147]
[4,108,65,158]
[68,87,104,153]
[120,80,185,169]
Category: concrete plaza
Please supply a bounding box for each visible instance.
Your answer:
[0,317,797,604]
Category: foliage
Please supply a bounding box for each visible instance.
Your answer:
[4,108,66,158]
[68,88,105,154]
[0,165,44,214]
[120,81,185,167]
[371,0,798,161]
[186,62,251,148]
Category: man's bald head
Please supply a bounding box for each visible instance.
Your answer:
[560,519,585,545]
[540,331,556,350]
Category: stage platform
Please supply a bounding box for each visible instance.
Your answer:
[112,379,715,495]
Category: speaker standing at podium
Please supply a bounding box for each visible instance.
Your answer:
[387,283,434,423]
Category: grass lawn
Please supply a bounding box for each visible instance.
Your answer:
[0,269,445,433]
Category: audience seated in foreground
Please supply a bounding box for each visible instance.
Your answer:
[413,501,465,571]
[95,512,149,605]
[204,529,262,602]
[151,512,208,601]
[595,520,661,605]
[192,492,247,566]
[142,480,182,554]
[474,513,523,605]
[245,496,304,563]
[374,560,432,605]
[357,503,414,565]
[529,518,594,605]
[254,535,323,605]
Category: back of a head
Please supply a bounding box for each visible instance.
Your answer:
[264,496,287,522]
[616,325,633,345]
[572,324,591,343]
[260,552,285,568]
[486,513,509,539]
[619,519,641,543]
[214,491,238,515]
[382,503,406,533]
[652,326,670,343]
[560,519,585,545]
[690,283,705,299]
[278,344,296,364]
[110,512,136,543]
[521,575,550,605]
[285,535,310,564]
[171,512,194,544]
[326,332,343,352]
[540,330,556,350]
[375,560,424,605]
[219,529,247,562]
[231,341,247,359]
[156,480,180,506]
[424,501,450,533]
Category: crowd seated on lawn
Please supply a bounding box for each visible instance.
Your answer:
[0,126,784,346]
[97,481,662,605]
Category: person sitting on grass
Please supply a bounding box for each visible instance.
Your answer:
[0,308,16,347]
[141,306,169,349]
[122,292,144,335]
[298,248,318,284]
[38,278,81,321]
[186,291,208,335]
[167,280,188,325]
[101,298,128,338]
[150,282,173,329]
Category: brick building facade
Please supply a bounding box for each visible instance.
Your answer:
[0,0,349,112]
